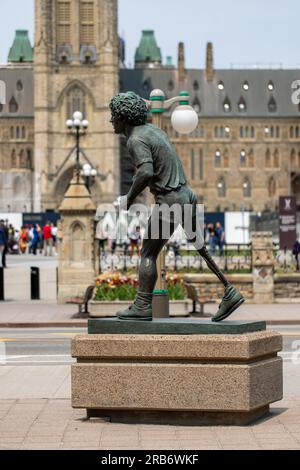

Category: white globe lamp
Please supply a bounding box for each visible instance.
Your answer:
[73,111,83,121]
[171,92,199,135]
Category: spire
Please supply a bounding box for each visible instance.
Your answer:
[178,42,186,84]
[206,42,214,82]
[8,30,33,63]
[134,30,162,68]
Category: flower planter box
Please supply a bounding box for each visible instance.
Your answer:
[89,299,189,318]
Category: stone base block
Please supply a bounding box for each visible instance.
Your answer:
[71,330,283,426]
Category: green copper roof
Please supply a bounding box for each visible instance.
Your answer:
[135,30,162,66]
[8,30,33,63]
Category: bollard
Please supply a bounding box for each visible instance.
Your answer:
[30,267,40,300]
[0,267,4,301]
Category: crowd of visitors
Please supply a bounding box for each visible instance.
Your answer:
[95,216,226,258]
[0,219,58,266]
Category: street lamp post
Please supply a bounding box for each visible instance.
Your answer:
[81,163,98,192]
[144,89,199,299]
[66,111,89,182]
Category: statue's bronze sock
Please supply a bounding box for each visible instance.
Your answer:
[198,246,230,288]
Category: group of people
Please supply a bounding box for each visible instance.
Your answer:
[205,222,225,256]
[96,220,142,258]
[0,220,58,267]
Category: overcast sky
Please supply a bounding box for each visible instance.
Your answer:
[1,0,299,69]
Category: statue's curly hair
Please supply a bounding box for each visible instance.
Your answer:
[109,91,148,126]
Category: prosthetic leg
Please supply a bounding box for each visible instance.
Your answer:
[198,247,245,322]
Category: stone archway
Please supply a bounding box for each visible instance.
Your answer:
[54,166,75,209]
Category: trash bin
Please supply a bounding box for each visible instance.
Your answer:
[152,289,169,318]
[31,267,40,300]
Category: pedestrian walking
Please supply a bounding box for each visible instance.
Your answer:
[0,220,8,268]
[19,226,28,254]
[43,221,53,256]
[215,221,225,256]
[30,225,39,256]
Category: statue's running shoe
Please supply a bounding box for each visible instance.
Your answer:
[212,284,245,322]
[117,292,153,321]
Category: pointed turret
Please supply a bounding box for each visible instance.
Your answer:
[8,30,33,63]
[135,30,162,68]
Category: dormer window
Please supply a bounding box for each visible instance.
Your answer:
[9,96,18,113]
[268,96,277,113]
[168,80,174,91]
[238,97,247,112]
[193,97,201,113]
[16,80,23,91]
[223,97,231,112]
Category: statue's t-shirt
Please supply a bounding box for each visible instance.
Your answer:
[127,124,187,195]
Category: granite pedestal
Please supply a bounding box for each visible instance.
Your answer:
[71,319,283,426]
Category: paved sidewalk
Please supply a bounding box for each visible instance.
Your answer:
[0,301,300,327]
[0,396,300,450]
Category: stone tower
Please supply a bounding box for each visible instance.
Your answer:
[34,0,119,211]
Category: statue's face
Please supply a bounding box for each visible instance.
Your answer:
[110,114,125,134]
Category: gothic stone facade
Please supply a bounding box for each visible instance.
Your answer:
[1,4,300,213]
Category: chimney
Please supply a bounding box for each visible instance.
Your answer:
[205,42,214,82]
[178,42,186,84]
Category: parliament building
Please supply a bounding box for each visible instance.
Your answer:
[0,0,300,214]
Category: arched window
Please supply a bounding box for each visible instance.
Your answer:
[26,149,32,169]
[268,177,276,197]
[240,127,244,139]
[270,126,274,138]
[276,126,280,138]
[245,126,249,138]
[268,96,277,113]
[16,126,20,139]
[22,127,26,139]
[80,0,95,45]
[0,103,3,113]
[56,0,71,44]
[215,149,221,167]
[67,85,86,119]
[217,177,226,198]
[214,127,219,138]
[290,126,294,139]
[190,149,195,180]
[9,96,18,113]
[296,126,300,139]
[273,149,280,167]
[240,149,246,167]
[11,149,17,168]
[266,149,271,168]
[251,126,255,138]
[10,127,14,139]
[220,126,225,139]
[199,148,203,180]
[291,149,296,167]
[243,178,251,198]
[19,149,26,168]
